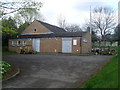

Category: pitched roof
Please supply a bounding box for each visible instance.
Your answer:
[37,20,66,33]
[18,32,83,38]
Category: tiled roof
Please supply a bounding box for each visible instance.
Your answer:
[37,20,66,33]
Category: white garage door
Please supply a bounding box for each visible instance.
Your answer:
[32,39,40,52]
[62,38,72,53]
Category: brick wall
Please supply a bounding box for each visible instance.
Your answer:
[21,21,52,34]
[81,32,92,53]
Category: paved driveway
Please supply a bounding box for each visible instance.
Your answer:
[2,54,112,88]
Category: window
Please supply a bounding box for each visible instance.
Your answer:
[12,41,16,46]
[82,38,88,43]
[73,40,77,45]
[17,41,21,46]
[23,41,27,46]
[34,29,37,32]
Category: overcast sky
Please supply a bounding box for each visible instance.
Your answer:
[35,0,119,27]
[1,0,119,27]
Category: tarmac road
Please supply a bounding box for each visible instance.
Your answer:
[2,54,112,88]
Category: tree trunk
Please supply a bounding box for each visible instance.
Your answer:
[118,41,120,46]
[99,40,101,46]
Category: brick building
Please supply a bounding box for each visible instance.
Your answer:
[9,20,91,54]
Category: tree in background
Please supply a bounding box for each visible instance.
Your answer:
[65,24,82,32]
[0,0,42,18]
[114,24,120,46]
[83,7,116,46]
[105,34,115,45]
[91,30,99,46]
[1,17,18,46]
[13,4,44,25]
[17,22,30,33]
[57,14,66,29]
[0,0,44,29]
[91,7,116,46]
[1,17,17,30]
[0,0,43,46]
[57,14,82,32]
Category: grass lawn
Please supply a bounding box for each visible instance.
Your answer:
[2,51,17,55]
[83,46,119,88]
[2,46,17,55]
[93,46,118,50]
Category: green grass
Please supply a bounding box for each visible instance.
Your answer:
[2,51,17,55]
[93,46,118,50]
[83,47,119,88]
[1,46,17,55]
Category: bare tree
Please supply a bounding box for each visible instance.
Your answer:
[91,7,116,46]
[65,24,82,32]
[57,14,66,29]
[114,24,120,46]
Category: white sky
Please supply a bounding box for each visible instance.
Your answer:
[35,0,119,27]
[1,0,119,27]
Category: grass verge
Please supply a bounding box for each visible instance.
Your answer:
[2,51,17,55]
[83,47,119,88]
[2,46,17,55]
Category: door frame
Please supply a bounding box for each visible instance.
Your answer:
[62,38,72,53]
[32,38,40,52]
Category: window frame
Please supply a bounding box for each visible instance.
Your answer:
[73,40,77,45]
[12,41,16,46]
[23,40,27,46]
[34,29,37,32]
[82,38,88,43]
[17,41,21,46]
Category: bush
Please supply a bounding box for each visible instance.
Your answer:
[0,61,11,75]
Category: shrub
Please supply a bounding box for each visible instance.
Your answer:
[0,61,11,75]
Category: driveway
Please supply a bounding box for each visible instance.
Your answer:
[2,54,112,88]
